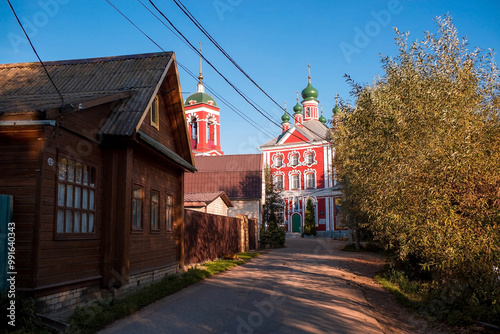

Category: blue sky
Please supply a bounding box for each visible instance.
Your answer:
[1,0,499,154]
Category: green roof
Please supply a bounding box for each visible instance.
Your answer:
[319,114,326,124]
[293,102,303,114]
[281,112,290,123]
[185,92,217,107]
[301,83,318,101]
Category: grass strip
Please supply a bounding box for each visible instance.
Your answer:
[68,252,259,334]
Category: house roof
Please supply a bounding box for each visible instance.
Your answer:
[184,191,233,207]
[0,52,174,136]
[184,154,262,200]
[260,119,330,148]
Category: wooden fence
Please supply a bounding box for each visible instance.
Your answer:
[183,210,259,265]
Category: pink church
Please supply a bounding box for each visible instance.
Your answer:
[184,52,223,156]
[260,68,345,236]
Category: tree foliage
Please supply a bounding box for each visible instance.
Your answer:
[304,198,317,236]
[333,16,500,322]
[261,165,286,248]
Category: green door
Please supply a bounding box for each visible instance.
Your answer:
[292,214,301,233]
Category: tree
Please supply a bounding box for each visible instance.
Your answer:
[304,198,317,236]
[261,165,286,247]
[333,15,500,322]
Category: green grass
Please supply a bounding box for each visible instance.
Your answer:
[67,252,259,334]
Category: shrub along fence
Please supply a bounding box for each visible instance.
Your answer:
[184,210,258,266]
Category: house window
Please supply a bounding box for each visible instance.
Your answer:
[275,155,283,168]
[132,185,143,230]
[166,194,173,232]
[150,95,159,129]
[290,154,299,167]
[57,157,96,234]
[290,174,300,190]
[151,190,159,231]
[273,175,284,190]
[305,153,314,165]
[306,173,316,189]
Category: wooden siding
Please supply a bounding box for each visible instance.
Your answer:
[138,61,191,165]
[129,148,181,274]
[0,128,42,288]
[35,122,104,291]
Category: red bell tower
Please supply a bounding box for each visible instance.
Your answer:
[184,44,223,156]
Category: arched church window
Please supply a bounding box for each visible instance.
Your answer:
[191,118,198,140]
[275,155,283,167]
[305,153,314,164]
[305,173,316,189]
[290,154,299,167]
[306,107,311,117]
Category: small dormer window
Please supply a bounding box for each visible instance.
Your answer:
[150,95,159,130]
[189,100,196,105]
[207,100,214,106]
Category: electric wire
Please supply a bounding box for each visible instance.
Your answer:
[106,0,329,146]
[105,0,274,139]
[172,0,285,115]
[147,0,284,129]
[169,0,332,142]
[6,0,64,107]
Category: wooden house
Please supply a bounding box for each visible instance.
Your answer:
[184,154,263,227]
[0,52,196,311]
[184,191,233,216]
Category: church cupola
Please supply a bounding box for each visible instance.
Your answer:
[301,64,319,121]
[332,93,340,129]
[184,43,223,156]
[293,91,303,124]
[281,101,291,132]
[319,104,327,125]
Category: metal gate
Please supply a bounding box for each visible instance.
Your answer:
[0,194,13,294]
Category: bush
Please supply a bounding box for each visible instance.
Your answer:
[260,221,286,248]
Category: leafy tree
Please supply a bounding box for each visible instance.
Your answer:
[304,198,317,236]
[333,15,500,322]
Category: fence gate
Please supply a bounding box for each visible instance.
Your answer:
[0,194,13,294]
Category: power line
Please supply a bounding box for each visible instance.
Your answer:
[172,0,285,115]
[147,0,284,129]
[169,0,333,143]
[108,0,329,146]
[6,0,65,108]
[104,0,274,139]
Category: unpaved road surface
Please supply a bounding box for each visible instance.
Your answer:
[99,238,443,334]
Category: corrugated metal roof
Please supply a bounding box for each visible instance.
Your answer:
[184,191,233,207]
[260,119,330,147]
[0,52,173,136]
[193,154,262,172]
[184,154,262,200]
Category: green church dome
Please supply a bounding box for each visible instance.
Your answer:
[319,114,326,124]
[281,112,290,123]
[293,102,303,114]
[332,104,340,116]
[185,92,217,107]
[301,83,318,101]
